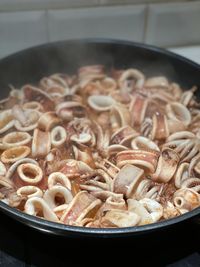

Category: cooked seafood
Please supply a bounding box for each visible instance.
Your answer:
[0,66,199,228]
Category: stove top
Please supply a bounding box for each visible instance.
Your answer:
[0,211,199,267]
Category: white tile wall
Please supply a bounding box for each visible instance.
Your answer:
[0,0,189,11]
[0,11,48,58]
[47,5,146,42]
[145,1,200,47]
[0,0,99,11]
[0,1,199,59]
[99,0,185,5]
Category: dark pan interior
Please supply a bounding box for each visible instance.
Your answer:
[0,39,200,237]
[0,39,200,96]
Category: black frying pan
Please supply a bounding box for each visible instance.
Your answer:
[0,39,199,238]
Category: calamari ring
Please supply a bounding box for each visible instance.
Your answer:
[51,126,67,147]
[48,172,71,190]
[1,146,30,164]
[17,186,43,198]
[38,112,61,131]
[2,131,31,149]
[17,163,43,184]
[116,149,159,173]
[24,197,59,222]
[43,185,73,209]
[0,110,15,134]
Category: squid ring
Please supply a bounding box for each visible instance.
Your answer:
[17,163,43,184]
[51,126,67,147]
[17,186,43,198]
[48,172,71,190]
[1,146,30,164]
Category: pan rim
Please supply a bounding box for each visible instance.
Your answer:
[0,38,199,236]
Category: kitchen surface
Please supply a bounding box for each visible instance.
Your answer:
[0,1,200,267]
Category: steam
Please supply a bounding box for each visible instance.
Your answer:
[0,40,199,99]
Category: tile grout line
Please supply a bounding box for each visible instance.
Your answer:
[142,3,149,43]
[45,9,50,43]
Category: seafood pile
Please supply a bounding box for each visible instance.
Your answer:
[0,65,199,228]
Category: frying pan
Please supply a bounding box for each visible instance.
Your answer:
[0,39,199,238]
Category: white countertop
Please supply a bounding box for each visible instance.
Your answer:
[169,45,200,65]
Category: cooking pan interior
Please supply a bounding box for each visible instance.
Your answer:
[0,39,200,96]
[0,39,200,237]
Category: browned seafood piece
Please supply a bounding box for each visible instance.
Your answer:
[0,176,14,189]
[110,91,132,104]
[151,113,169,140]
[80,169,112,192]
[107,144,128,156]
[23,101,44,111]
[56,101,86,121]
[95,159,119,179]
[93,122,110,152]
[72,144,96,168]
[2,131,31,149]
[78,65,105,88]
[38,112,61,131]
[23,85,55,111]
[180,86,197,107]
[110,126,138,146]
[173,188,200,212]
[17,163,43,185]
[100,209,140,228]
[99,77,117,92]
[25,197,59,222]
[112,164,144,198]
[48,172,71,190]
[131,136,160,151]
[129,95,148,127]
[95,195,126,221]
[5,158,39,181]
[165,131,200,162]
[194,160,200,177]
[61,191,101,224]
[1,146,30,164]
[91,191,122,201]
[144,76,169,89]
[0,95,20,111]
[0,110,15,134]
[152,148,179,183]
[128,198,163,224]
[168,83,182,100]
[110,104,131,130]
[88,95,115,112]
[163,201,181,220]
[32,129,51,158]
[70,132,93,146]
[118,69,145,92]
[174,162,190,188]
[0,161,7,176]
[13,105,41,131]
[17,186,43,198]
[116,150,159,173]
[78,65,105,77]
[167,120,186,134]
[43,185,73,209]
[51,126,67,147]
[40,73,69,91]
[60,159,93,179]
[166,102,191,127]
[132,179,163,200]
